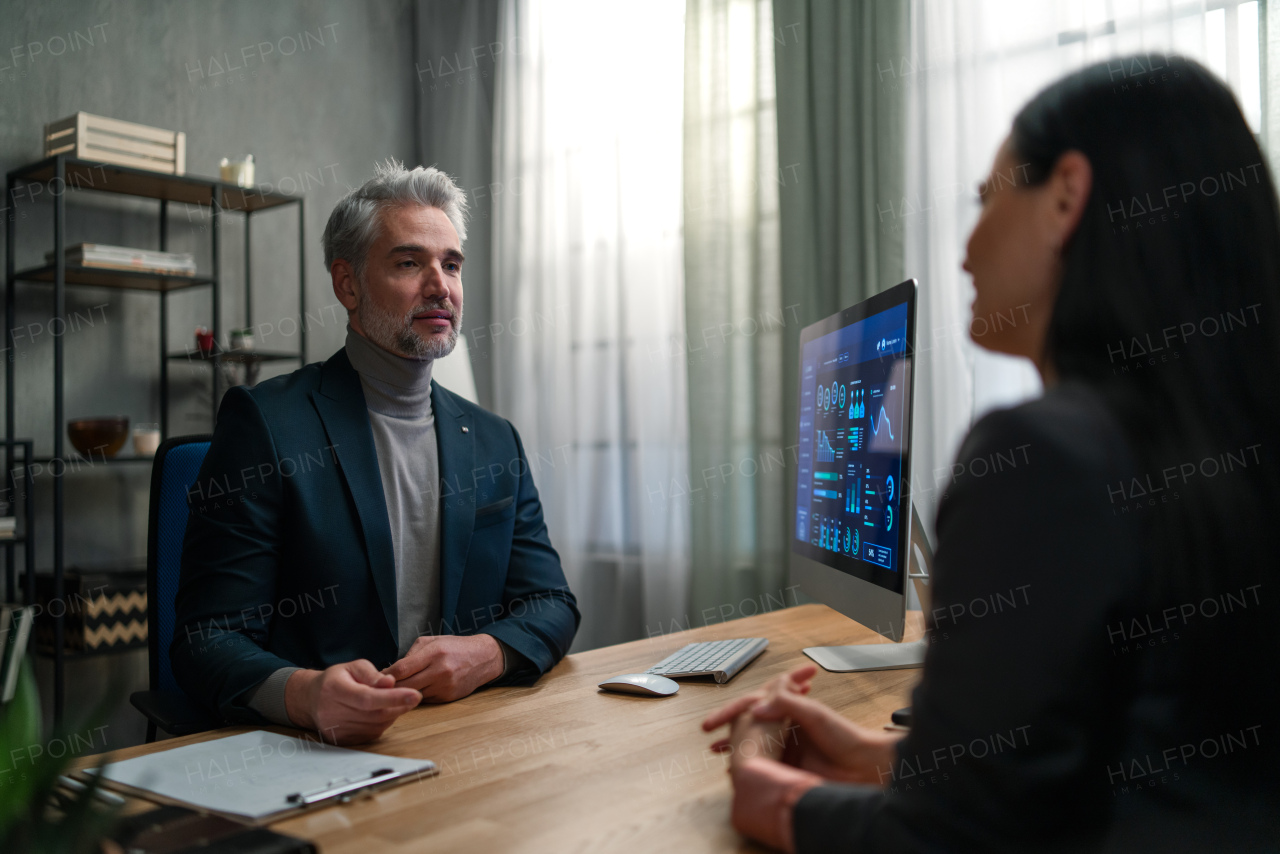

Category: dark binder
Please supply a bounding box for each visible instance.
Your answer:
[108,805,315,854]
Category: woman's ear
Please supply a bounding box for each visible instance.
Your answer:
[1047,150,1093,249]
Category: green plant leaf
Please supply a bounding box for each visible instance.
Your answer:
[0,656,122,852]
[0,658,43,839]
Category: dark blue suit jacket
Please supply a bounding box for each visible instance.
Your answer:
[170,347,580,723]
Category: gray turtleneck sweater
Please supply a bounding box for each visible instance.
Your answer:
[346,325,443,655]
[246,327,451,724]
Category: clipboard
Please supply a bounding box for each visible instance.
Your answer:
[86,730,437,824]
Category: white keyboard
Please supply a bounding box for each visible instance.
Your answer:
[646,637,768,684]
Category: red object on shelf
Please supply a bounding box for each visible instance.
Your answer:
[195,326,214,355]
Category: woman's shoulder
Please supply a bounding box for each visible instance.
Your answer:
[957,381,1135,485]
[933,381,1152,642]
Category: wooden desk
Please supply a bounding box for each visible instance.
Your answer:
[79,604,922,853]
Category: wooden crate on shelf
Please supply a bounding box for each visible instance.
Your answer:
[44,112,186,175]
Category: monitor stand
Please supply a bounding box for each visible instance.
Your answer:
[803,503,934,673]
[803,640,926,672]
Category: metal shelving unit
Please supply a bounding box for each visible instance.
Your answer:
[3,439,36,605]
[3,154,306,722]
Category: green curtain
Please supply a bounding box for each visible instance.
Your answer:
[684,0,788,616]
[773,0,907,315]
[683,0,908,619]
[773,0,908,464]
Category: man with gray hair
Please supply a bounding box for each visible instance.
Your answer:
[171,160,579,745]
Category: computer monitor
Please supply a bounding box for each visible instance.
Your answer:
[790,279,932,672]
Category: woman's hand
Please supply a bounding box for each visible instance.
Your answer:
[702,664,817,739]
[747,686,902,785]
[704,665,904,851]
[703,664,903,785]
[705,665,817,768]
[726,756,824,854]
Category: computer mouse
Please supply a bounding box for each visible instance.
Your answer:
[597,673,680,697]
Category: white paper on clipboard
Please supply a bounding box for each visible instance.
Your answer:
[89,730,436,821]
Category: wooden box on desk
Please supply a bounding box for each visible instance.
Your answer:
[44,112,187,175]
[34,568,147,655]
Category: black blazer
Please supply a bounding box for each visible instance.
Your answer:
[170,348,581,723]
[794,383,1277,853]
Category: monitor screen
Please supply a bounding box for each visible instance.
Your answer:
[793,286,915,595]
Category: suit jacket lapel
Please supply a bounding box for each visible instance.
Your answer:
[311,348,399,647]
[433,381,474,629]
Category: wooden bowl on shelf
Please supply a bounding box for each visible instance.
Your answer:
[67,417,130,458]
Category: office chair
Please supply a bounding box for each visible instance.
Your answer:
[130,434,221,742]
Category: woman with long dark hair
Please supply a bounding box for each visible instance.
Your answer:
[703,55,1279,853]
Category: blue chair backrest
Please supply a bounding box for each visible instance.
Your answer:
[148,437,211,695]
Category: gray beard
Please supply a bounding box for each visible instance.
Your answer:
[357,289,461,360]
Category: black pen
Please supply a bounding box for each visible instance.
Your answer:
[286,767,397,805]
[56,775,127,806]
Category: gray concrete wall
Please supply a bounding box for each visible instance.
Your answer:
[0,0,421,748]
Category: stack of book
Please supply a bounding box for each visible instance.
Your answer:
[0,604,34,704]
[45,243,197,276]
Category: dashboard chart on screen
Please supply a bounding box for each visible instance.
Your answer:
[795,299,912,590]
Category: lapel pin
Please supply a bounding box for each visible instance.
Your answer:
[461,426,469,434]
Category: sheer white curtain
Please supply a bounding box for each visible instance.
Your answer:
[491,0,690,650]
[903,0,1264,538]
